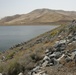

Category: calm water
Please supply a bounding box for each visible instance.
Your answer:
[0,26,57,51]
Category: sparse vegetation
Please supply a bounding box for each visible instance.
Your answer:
[50,30,58,37]
[6,52,15,60]
[7,62,22,75]
[0,22,76,75]
[30,53,42,62]
[0,65,3,73]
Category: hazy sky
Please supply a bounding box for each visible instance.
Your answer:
[0,0,76,18]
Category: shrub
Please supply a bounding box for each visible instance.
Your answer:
[7,61,24,75]
[6,52,15,60]
[0,65,3,73]
[30,53,41,62]
[50,30,58,37]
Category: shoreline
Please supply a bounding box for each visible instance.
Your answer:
[0,24,59,26]
[0,23,76,75]
[0,25,59,52]
[8,25,60,51]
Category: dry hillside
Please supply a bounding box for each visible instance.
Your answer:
[0,9,76,25]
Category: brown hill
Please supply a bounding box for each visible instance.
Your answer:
[0,9,76,25]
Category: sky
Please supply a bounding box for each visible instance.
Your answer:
[0,0,76,18]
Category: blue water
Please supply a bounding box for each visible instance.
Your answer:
[0,25,57,51]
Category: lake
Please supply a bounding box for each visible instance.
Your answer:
[0,25,57,51]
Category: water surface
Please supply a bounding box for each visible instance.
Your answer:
[0,25,57,51]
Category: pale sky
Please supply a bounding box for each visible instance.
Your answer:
[0,0,76,18]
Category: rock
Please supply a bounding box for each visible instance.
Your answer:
[73,36,76,41]
[57,54,65,61]
[45,49,49,54]
[68,34,73,39]
[31,71,48,75]
[43,56,50,61]
[46,52,52,56]
[68,43,72,45]
[74,32,76,36]
[0,73,2,75]
[32,66,40,72]
[18,72,23,75]
[59,57,66,65]
[42,60,49,67]
[74,54,76,64]
[2,56,5,60]
[49,52,61,59]
[58,35,62,39]
[60,46,66,50]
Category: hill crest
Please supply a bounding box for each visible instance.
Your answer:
[0,9,76,25]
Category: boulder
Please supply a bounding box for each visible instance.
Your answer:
[71,50,76,60]
[50,58,59,65]
[49,53,56,58]
[54,52,62,59]
[31,71,48,75]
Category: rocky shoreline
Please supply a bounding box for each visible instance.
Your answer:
[0,21,76,75]
[23,21,76,75]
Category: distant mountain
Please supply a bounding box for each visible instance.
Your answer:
[0,9,76,25]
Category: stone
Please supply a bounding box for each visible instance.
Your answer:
[32,66,40,72]
[73,36,76,40]
[46,52,52,56]
[65,56,72,62]
[71,49,76,59]
[50,58,58,65]
[54,52,62,59]
[45,49,49,54]
[43,56,50,61]
[57,54,65,61]
[59,40,66,44]
[42,60,49,67]
[49,53,56,58]
[18,72,23,75]
[31,71,47,75]
[0,73,2,75]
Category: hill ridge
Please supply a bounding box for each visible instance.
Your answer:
[0,9,76,25]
